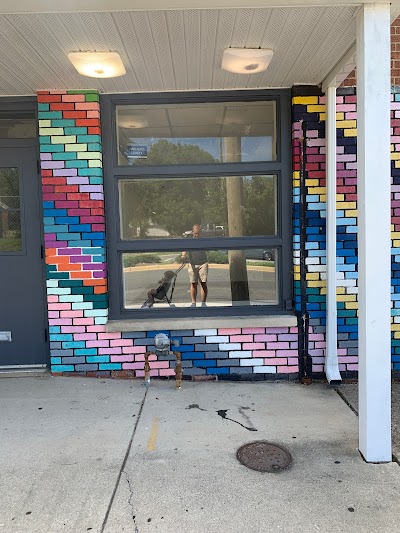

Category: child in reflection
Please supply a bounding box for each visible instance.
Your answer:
[142,270,176,308]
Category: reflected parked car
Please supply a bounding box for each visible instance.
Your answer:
[245,248,275,261]
[182,224,226,237]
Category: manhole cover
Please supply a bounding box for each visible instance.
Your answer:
[236,441,292,472]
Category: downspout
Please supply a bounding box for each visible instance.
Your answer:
[325,84,342,385]
[298,120,313,384]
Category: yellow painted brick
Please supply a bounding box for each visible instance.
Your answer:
[393,331,400,339]
[391,232,400,239]
[89,159,102,168]
[345,302,359,310]
[319,113,326,121]
[336,120,357,128]
[395,160,400,168]
[320,288,326,295]
[336,112,344,120]
[345,210,358,217]
[306,273,320,281]
[65,143,88,152]
[38,120,51,128]
[393,240,400,247]
[391,152,400,160]
[336,287,346,295]
[320,195,326,202]
[293,180,300,188]
[292,96,319,105]
[308,281,326,288]
[293,171,300,179]
[344,128,357,137]
[305,179,320,187]
[392,324,400,332]
[51,135,76,144]
[336,194,344,201]
[391,144,395,152]
[337,201,357,209]
[308,105,325,112]
[308,187,326,194]
[337,294,357,302]
[40,127,64,136]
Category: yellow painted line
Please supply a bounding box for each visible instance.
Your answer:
[147,417,160,451]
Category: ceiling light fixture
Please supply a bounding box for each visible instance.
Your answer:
[221,48,273,74]
[68,51,126,78]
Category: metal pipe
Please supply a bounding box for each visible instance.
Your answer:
[325,84,342,386]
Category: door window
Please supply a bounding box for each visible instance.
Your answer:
[0,167,22,253]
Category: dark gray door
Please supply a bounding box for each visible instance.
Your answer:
[0,146,48,367]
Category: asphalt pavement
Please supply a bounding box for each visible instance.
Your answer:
[1,375,400,532]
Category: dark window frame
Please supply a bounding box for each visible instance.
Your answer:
[101,90,292,320]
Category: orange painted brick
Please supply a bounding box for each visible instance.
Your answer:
[46,255,69,264]
[80,201,103,208]
[76,119,100,127]
[63,111,87,119]
[68,193,90,201]
[87,111,100,119]
[75,102,99,111]
[88,127,101,135]
[50,103,75,111]
[83,279,107,286]
[71,271,92,279]
[45,248,57,257]
[38,94,62,103]
[58,263,82,271]
[94,286,107,294]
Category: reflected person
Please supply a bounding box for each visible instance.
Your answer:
[181,224,208,307]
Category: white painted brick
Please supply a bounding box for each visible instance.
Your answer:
[206,336,229,343]
[254,366,277,373]
[195,329,217,336]
[228,350,252,358]
[220,343,241,351]
[240,358,265,366]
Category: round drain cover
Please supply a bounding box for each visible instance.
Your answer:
[236,441,292,472]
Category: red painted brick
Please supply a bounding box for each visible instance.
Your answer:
[38,94,62,103]
[76,119,100,127]
[50,103,75,111]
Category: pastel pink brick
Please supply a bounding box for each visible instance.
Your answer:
[148,361,170,369]
[253,350,278,357]
[48,303,71,310]
[135,370,159,377]
[267,342,290,350]
[98,332,122,340]
[122,346,146,354]
[230,335,253,342]
[87,110,100,118]
[347,364,359,371]
[75,102,99,110]
[60,311,84,318]
[111,355,135,363]
[48,312,60,319]
[276,334,297,341]
[288,358,299,365]
[110,339,134,347]
[61,94,85,102]
[74,318,96,326]
[134,353,157,362]
[338,356,358,364]
[264,327,289,334]
[73,333,97,341]
[218,328,241,335]
[48,295,59,303]
[242,328,265,334]
[159,369,176,377]
[278,366,298,373]
[51,318,72,325]
[87,340,110,348]
[312,364,324,372]
[99,347,122,355]
[243,343,265,350]
[254,334,277,342]
[61,326,85,333]
[265,358,288,365]
[86,325,106,332]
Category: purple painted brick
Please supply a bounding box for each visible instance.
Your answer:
[93,271,107,278]
[254,334,277,342]
[90,193,104,200]
[81,185,103,193]
[83,264,105,271]
[70,255,91,263]
[58,248,82,255]
[44,233,57,241]
[242,328,265,334]
[67,177,89,185]
[99,347,122,355]
[47,241,68,248]
[41,160,65,169]
[53,168,78,177]
[40,153,52,160]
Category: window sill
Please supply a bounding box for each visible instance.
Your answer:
[106,314,297,333]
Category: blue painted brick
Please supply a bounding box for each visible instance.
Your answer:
[74,349,98,356]
[87,356,110,363]
[50,334,73,341]
[207,367,229,374]
[51,365,74,372]
[193,359,216,367]
[99,363,122,370]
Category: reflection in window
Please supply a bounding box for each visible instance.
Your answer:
[116,101,277,166]
[122,249,277,309]
[0,168,22,252]
[119,175,277,239]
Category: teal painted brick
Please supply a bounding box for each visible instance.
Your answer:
[57,233,82,240]
[49,326,61,333]
[53,152,77,161]
[40,144,66,153]
[38,103,50,111]
[95,317,108,325]
[88,143,102,151]
[72,302,94,310]
[52,119,76,127]
[59,295,84,303]
[51,365,74,372]
[47,288,71,295]
[78,168,102,176]
[65,127,88,135]
[71,286,94,294]
[93,302,108,309]
[74,349,98,356]
[78,135,101,143]
[44,217,55,225]
[44,224,68,233]
[58,280,84,288]
[89,177,103,185]
[63,341,86,349]
[87,355,110,363]
[83,294,107,302]
[66,160,89,168]
[92,256,106,263]
[47,272,70,280]
[50,334,73,341]
[39,136,51,144]
[38,111,62,119]
[82,247,105,254]
[51,357,62,365]
[99,363,122,371]
[84,309,108,317]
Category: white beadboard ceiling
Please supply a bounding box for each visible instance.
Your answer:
[0,7,358,95]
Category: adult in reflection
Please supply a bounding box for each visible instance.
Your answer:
[181,224,208,307]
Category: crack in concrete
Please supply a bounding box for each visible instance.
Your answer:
[124,470,139,533]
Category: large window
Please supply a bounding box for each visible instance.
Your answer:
[102,91,292,319]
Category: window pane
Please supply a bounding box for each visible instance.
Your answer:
[122,248,278,309]
[0,116,36,138]
[116,101,277,165]
[119,175,277,239]
[0,168,22,252]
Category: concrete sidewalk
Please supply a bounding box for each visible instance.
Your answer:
[1,376,400,532]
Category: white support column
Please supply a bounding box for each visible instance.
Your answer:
[325,84,342,385]
[357,3,392,462]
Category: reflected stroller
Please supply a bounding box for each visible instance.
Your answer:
[141,262,186,308]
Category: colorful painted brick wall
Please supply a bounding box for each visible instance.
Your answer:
[293,86,400,374]
[38,90,300,379]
